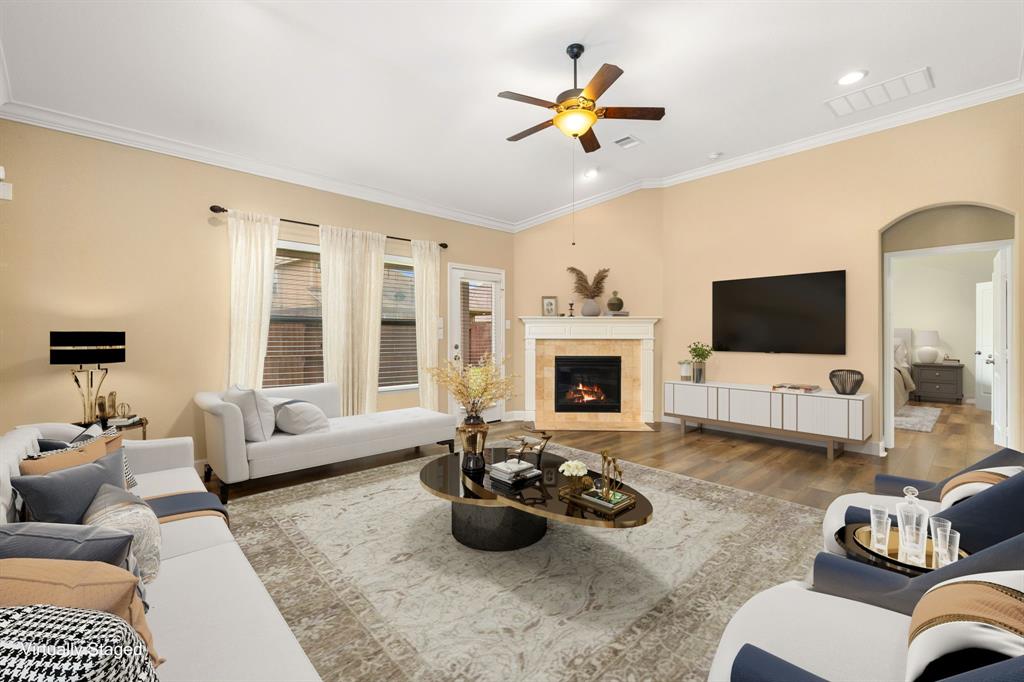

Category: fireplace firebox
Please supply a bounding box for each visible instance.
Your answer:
[554,356,622,413]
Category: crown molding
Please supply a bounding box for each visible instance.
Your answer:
[514,75,1024,231]
[0,33,1020,235]
[0,100,520,233]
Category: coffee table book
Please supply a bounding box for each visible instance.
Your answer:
[558,486,636,515]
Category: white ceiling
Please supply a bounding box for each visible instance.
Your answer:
[1,1,1022,231]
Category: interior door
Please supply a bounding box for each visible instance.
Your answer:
[447,265,506,422]
[974,281,993,412]
[991,251,1008,446]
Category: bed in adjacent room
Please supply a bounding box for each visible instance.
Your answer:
[894,327,916,410]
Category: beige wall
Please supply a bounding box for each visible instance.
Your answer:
[510,95,1023,450]
[2,95,1021,455]
[0,120,514,455]
[892,250,1000,398]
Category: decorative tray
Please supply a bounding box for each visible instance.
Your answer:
[850,524,968,571]
[558,485,636,516]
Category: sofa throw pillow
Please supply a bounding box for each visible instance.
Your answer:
[0,557,162,666]
[905,571,1024,682]
[12,450,126,524]
[0,604,158,681]
[0,522,133,567]
[37,438,71,452]
[224,385,275,442]
[84,484,161,584]
[939,466,1023,510]
[272,399,330,435]
[69,423,103,444]
[21,429,135,488]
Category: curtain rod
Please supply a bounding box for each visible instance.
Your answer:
[208,205,448,249]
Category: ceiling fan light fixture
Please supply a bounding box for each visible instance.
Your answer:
[553,108,597,138]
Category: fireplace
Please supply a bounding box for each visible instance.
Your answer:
[554,356,622,413]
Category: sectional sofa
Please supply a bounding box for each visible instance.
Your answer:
[1,425,320,682]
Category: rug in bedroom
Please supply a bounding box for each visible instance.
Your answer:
[895,405,943,432]
[230,443,823,682]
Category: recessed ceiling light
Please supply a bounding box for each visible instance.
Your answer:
[837,70,868,86]
[708,152,723,160]
[582,168,599,180]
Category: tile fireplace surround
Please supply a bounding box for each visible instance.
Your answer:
[520,317,659,431]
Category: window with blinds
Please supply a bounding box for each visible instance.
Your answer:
[379,262,418,387]
[460,280,494,365]
[262,249,324,387]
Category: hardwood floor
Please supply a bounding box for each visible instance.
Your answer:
[212,401,998,511]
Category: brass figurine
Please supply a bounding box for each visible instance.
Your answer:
[600,450,624,502]
[507,430,552,466]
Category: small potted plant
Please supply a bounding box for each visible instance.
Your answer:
[687,342,713,384]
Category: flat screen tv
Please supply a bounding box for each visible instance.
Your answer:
[712,270,846,354]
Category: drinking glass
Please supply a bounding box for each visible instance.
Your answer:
[929,517,952,569]
[939,530,961,568]
[869,506,892,554]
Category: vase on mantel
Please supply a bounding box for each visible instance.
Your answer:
[457,413,488,473]
[580,299,600,317]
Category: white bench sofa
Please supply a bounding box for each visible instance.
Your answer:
[194,382,457,502]
[0,425,320,682]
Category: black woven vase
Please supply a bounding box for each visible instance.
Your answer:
[829,369,864,395]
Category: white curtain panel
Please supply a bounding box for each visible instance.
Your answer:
[412,240,441,411]
[321,225,386,416]
[227,210,279,388]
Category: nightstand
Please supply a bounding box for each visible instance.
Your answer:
[911,363,963,404]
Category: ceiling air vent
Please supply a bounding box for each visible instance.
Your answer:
[614,135,643,149]
[825,67,934,117]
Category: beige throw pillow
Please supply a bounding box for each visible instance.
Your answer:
[0,557,162,665]
[84,484,162,584]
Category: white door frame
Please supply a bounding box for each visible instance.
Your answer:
[883,239,1015,450]
[446,263,507,421]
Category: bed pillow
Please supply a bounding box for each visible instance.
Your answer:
[271,399,329,435]
[895,341,910,368]
[84,484,161,584]
[223,385,275,442]
[905,571,1023,682]
[0,557,162,666]
[12,450,126,523]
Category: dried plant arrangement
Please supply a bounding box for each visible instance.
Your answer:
[566,267,610,299]
[427,353,515,418]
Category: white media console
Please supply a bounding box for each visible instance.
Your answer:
[663,380,872,460]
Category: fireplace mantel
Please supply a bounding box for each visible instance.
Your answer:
[520,316,660,426]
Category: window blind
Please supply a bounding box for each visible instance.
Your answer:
[262,249,324,387]
[379,262,418,387]
[460,280,494,365]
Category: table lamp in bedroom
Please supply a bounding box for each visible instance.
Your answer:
[914,330,942,363]
[49,330,126,424]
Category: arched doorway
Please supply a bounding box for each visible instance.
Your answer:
[880,203,1016,454]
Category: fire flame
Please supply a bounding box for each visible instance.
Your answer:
[564,383,607,404]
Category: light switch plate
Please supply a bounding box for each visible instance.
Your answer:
[0,182,11,201]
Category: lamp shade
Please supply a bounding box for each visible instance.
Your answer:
[915,330,940,347]
[49,331,126,365]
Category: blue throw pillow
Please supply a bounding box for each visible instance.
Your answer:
[12,450,126,524]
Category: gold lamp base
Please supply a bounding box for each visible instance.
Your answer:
[71,366,108,424]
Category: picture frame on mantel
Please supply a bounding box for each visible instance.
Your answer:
[541,296,558,317]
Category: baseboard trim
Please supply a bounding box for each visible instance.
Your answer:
[660,414,886,457]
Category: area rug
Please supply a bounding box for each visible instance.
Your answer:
[230,444,823,682]
[895,405,943,432]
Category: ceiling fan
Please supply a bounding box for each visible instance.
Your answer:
[498,43,665,153]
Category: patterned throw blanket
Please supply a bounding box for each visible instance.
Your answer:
[144,492,229,526]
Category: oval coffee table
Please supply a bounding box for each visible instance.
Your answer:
[419,445,653,551]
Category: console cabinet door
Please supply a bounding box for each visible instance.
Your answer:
[797,395,826,435]
[729,389,770,427]
[824,398,849,438]
[770,393,783,429]
[782,394,797,431]
[673,384,708,419]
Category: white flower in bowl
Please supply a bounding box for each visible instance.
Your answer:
[558,460,588,477]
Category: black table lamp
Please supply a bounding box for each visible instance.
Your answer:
[49,331,126,424]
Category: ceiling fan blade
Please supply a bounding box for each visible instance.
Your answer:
[507,119,554,141]
[579,128,600,153]
[581,64,624,101]
[498,91,557,109]
[600,106,666,120]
